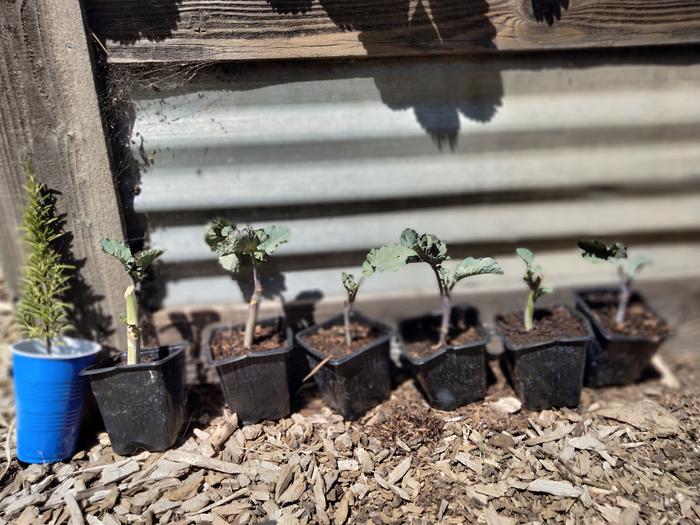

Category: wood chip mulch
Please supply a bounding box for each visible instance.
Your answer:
[0,349,698,525]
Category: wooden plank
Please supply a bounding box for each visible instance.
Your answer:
[84,0,700,63]
[0,0,130,344]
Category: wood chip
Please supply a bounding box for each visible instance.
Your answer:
[64,493,84,525]
[355,448,374,473]
[387,457,411,484]
[491,397,522,414]
[483,504,517,525]
[164,450,246,475]
[526,479,583,498]
[597,400,680,436]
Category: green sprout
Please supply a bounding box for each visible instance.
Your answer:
[15,163,73,353]
[578,239,651,324]
[100,239,164,364]
[516,248,552,331]
[204,219,290,350]
[364,228,503,348]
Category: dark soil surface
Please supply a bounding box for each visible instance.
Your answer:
[209,324,286,361]
[581,291,670,338]
[403,323,483,359]
[496,306,587,347]
[300,321,379,360]
[115,351,163,366]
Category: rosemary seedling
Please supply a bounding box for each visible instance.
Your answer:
[15,164,73,353]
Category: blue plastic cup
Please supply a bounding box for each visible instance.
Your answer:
[11,337,100,464]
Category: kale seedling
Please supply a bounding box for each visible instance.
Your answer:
[340,258,378,347]
[365,228,503,348]
[15,164,73,353]
[516,248,552,331]
[578,239,651,324]
[100,239,164,364]
[205,219,290,350]
[341,272,360,347]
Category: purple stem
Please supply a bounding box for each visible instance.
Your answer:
[244,262,262,350]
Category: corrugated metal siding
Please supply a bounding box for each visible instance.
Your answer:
[129,51,700,307]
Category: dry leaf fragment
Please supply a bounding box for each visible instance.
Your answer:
[526,479,583,498]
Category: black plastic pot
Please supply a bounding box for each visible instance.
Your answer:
[80,344,187,455]
[295,312,393,420]
[398,305,487,410]
[575,288,669,387]
[202,318,294,425]
[496,306,593,410]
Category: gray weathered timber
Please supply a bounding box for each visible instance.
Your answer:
[0,0,130,343]
[83,0,700,63]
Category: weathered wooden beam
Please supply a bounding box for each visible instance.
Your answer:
[84,0,700,63]
[0,0,130,343]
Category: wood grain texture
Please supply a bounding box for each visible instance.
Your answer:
[0,0,130,343]
[84,0,700,63]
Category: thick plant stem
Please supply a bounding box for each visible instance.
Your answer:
[244,263,262,350]
[343,300,353,347]
[616,266,630,325]
[439,291,451,349]
[45,337,52,355]
[524,290,535,331]
[431,266,451,349]
[125,285,141,365]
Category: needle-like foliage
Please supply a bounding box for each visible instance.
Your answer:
[364,228,502,348]
[578,239,651,324]
[15,164,73,353]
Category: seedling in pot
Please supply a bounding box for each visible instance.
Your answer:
[204,219,290,350]
[516,248,553,331]
[15,164,73,354]
[365,228,503,348]
[100,239,164,364]
[577,239,650,325]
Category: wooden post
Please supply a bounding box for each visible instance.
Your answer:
[0,0,130,344]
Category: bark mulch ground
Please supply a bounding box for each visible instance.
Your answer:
[0,352,697,525]
[1,278,699,524]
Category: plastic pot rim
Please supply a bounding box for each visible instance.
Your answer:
[295,311,393,367]
[11,336,101,361]
[201,318,294,367]
[397,305,489,366]
[495,304,594,353]
[80,343,187,377]
[574,287,670,345]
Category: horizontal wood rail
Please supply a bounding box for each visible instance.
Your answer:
[85,0,700,63]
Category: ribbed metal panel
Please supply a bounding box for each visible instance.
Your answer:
[129,51,700,307]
